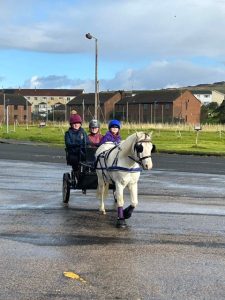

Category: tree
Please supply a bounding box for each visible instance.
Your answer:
[200,102,220,124]
[215,100,225,123]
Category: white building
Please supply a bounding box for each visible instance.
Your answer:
[192,90,212,105]
[211,90,225,105]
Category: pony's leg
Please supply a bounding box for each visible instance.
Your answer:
[96,181,106,214]
[115,183,125,208]
[97,182,109,215]
[115,183,127,228]
[123,182,138,219]
[99,183,106,215]
[102,183,109,213]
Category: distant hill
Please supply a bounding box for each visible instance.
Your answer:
[180,81,225,93]
[132,81,225,94]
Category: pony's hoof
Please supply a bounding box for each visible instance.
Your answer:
[116,218,127,228]
[123,205,134,219]
[99,210,106,215]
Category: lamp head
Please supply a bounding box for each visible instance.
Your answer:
[85,33,92,39]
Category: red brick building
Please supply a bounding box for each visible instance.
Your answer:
[0,89,83,120]
[67,91,124,122]
[0,93,32,124]
[114,90,201,124]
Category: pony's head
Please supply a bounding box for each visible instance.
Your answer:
[129,132,156,170]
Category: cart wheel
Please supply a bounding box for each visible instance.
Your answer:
[63,173,71,203]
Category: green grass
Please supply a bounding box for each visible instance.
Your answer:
[152,130,225,155]
[0,123,225,156]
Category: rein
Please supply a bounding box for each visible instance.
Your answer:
[95,144,142,173]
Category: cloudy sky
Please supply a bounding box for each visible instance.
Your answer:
[1,0,225,92]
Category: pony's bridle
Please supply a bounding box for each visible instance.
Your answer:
[128,136,153,168]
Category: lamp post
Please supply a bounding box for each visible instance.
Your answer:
[26,98,29,129]
[2,87,6,123]
[65,100,67,123]
[6,99,9,133]
[85,32,98,119]
[154,101,156,123]
[3,92,6,123]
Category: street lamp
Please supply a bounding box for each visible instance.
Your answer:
[85,32,98,119]
[26,98,29,129]
[2,87,6,123]
[6,99,9,133]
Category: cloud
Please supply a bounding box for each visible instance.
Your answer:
[23,60,225,91]
[1,0,225,58]
[99,60,225,90]
[23,75,94,92]
[2,0,225,91]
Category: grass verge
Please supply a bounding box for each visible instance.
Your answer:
[0,123,225,156]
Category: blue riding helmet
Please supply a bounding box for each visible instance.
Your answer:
[108,119,121,129]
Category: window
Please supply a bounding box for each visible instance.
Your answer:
[14,115,18,120]
[39,104,46,109]
[24,105,26,110]
[14,105,18,110]
[34,97,38,100]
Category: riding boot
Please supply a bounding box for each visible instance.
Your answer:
[123,205,135,219]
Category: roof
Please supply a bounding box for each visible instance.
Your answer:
[191,90,212,95]
[0,88,84,97]
[117,90,183,105]
[68,92,120,105]
[0,93,31,106]
[212,90,225,95]
[53,104,65,110]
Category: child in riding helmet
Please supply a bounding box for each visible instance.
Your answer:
[100,119,121,145]
[64,113,89,171]
[88,119,103,147]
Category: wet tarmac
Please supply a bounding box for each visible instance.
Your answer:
[1,156,225,299]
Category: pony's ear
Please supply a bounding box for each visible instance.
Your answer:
[149,131,153,139]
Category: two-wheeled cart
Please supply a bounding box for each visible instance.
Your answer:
[62,147,99,204]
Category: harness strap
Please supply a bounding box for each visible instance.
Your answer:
[128,154,152,165]
[95,147,117,184]
[108,166,142,172]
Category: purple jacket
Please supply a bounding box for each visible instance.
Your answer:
[100,131,121,145]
